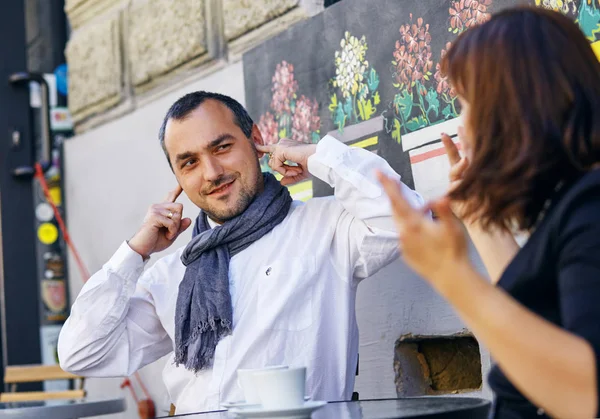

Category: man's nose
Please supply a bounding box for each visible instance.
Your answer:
[203,156,225,183]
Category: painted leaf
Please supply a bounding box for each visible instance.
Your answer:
[442,104,453,119]
[394,90,413,121]
[334,103,347,131]
[577,2,600,41]
[358,98,376,121]
[279,128,287,138]
[425,88,440,118]
[367,68,380,92]
[343,97,353,119]
[392,118,402,144]
[328,93,338,113]
[359,84,369,100]
[374,91,381,106]
[357,98,366,121]
[311,132,320,143]
[405,115,428,132]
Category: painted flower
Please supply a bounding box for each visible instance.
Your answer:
[434,42,456,99]
[535,0,577,13]
[270,61,298,115]
[258,111,279,145]
[449,0,493,33]
[334,31,370,99]
[291,95,320,143]
[393,15,433,87]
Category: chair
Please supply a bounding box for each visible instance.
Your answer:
[1,364,85,402]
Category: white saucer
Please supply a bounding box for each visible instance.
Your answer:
[228,400,326,418]
[222,396,310,409]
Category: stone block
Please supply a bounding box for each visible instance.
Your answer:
[65,0,125,29]
[223,0,300,41]
[66,13,123,121]
[395,334,482,396]
[127,0,208,90]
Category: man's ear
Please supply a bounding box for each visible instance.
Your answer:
[250,124,266,158]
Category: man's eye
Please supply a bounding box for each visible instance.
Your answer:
[183,159,197,168]
[217,144,231,152]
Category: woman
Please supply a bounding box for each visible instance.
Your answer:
[378,7,600,419]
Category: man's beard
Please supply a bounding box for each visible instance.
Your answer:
[203,169,263,223]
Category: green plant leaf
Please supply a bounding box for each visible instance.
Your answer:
[367,68,380,92]
[334,103,347,131]
[373,91,381,106]
[425,88,440,119]
[405,115,428,131]
[394,90,413,121]
[343,97,353,119]
[442,104,453,119]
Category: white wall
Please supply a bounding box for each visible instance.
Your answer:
[63,59,491,418]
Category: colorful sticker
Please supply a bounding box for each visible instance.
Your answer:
[35,203,54,222]
[41,280,67,314]
[49,187,62,206]
[38,223,59,245]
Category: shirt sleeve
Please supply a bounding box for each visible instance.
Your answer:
[307,135,426,283]
[58,241,173,377]
[556,193,600,415]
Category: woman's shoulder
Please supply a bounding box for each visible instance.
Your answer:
[552,169,600,239]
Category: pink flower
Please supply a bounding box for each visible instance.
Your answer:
[393,15,433,86]
[449,0,492,33]
[270,61,298,116]
[434,42,457,99]
[258,112,279,145]
[291,96,320,143]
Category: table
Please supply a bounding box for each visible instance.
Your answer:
[0,397,126,418]
[164,397,491,418]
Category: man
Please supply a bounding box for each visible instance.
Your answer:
[58,91,423,414]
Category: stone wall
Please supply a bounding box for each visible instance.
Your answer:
[64,0,322,132]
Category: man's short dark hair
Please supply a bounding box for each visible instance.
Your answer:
[158,91,254,167]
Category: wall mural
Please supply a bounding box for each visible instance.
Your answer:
[243,0,600,202]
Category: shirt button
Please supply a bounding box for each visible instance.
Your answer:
[537,408,545,416]
[265,267,272,276]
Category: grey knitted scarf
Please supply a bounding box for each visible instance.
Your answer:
[174,173,292,372]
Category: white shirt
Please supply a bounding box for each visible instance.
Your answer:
[57,136,424,414]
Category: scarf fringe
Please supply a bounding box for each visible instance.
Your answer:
[174,317,232,373]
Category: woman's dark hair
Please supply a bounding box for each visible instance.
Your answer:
[441,7,600,231]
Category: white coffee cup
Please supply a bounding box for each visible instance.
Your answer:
[253,366,306,410]
[237,365,288,404]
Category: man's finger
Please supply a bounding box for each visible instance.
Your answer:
[376,171,418,219]
[164,184,183,203]
[441,133,460,165]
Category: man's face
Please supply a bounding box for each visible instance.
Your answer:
[164,100,265,223]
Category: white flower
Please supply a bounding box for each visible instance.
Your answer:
[333,32,370,98]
